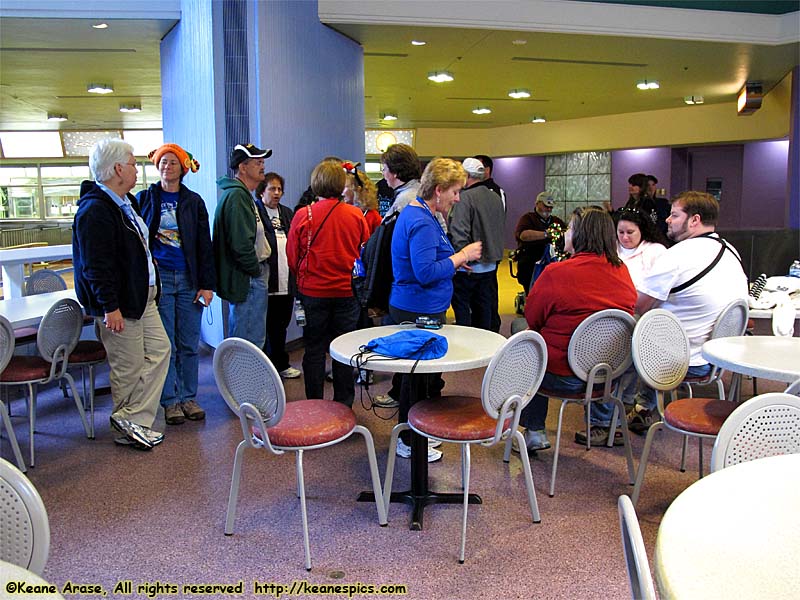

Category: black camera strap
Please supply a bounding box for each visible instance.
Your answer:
[670,232,742,294]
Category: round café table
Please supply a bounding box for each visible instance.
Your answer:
[702,336,800,400]
[655,454,800,599]
[0,560,65,599]
[330,324,506,530]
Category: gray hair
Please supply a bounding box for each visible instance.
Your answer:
[90,138,134,183]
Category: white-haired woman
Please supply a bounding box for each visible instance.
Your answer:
[72,138,171,451]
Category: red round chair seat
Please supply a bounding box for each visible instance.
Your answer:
[408,395,509,441]
[1,356,50,382]
[70,340,107,363]
[257,399,356,447]
[664,398,736,435]
[539,386,606,400]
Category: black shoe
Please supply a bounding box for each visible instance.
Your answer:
[110,415,153,450]
[574,427,624,446]
[627,407,657,435]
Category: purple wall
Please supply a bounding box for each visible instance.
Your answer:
[688,145,743,230]
[610,147,672,208]
[741,140,791,229]
[493,156,545,248]
[789,66,799,230]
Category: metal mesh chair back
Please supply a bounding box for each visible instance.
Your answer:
[786,379,800,396]
[481,330,547,418]
[617,495,657,600]
[0,458,50,574]
[36,299,82,362]
[632,309,690,391]
[567,309,636,382]
[711,393,800,472]
[24,269,67,296]
[213,337,286,427]
[0,315,15,373]
[711,298,748,339]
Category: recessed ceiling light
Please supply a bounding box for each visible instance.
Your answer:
[87,83,114,94]
[472,107,492,115]
[684,95,704,105]
[508,89,531,99]
[92,23,108,29]
[47,113,68,122]
[381,111,398,121]
[427,71,454,83]
[636,80,660,90]
[119,103,142,113]
[512,39,527,45]
[411,40,426,46]
[531,116,546,123]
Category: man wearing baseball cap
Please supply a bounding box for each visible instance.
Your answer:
[213,143,272,347]
[513,191,565,295]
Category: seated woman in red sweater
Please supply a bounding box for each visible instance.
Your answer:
[286,159,370,406]
[518,206,636,451]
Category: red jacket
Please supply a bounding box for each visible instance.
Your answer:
[287,198,369,298]
[525,253,636,376]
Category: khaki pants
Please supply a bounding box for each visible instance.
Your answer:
[97,286,171,428]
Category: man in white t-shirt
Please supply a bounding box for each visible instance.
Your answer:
[628,191,748,432]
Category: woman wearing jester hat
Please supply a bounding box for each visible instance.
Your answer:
[139,143,217,426]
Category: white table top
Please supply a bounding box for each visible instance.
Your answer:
[655,454,800,599]
[0,289,78,328]
[0,244,73,299]
[330,324,506,374]
[0,560,65,599]
[701,336,800,383]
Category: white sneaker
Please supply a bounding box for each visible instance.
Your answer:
[428,438,442,449]
[396,438,443,463]
[511,429,551,453]
[279,366,302,379]
[373,394,399,408]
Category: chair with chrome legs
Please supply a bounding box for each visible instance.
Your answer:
[0,298,92,467]
[617,494,657,600]
[0,316,26,472]
[631,309,738,505]
[214,337,386,572]
[384,330,547,563]
[67,322,107,438]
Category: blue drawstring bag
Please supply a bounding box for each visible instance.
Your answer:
[361,330,448,360]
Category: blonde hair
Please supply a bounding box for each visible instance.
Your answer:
[351,171,378,211]
[418,157,466,201]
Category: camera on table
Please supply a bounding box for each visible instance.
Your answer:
[415,316,442,330]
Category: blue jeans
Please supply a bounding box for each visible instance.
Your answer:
[300,294,360,406]
[637,363,713,411]
[158,269,202,407]
[520,371,620,430]
[229,263,269,349]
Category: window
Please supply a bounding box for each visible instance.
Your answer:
[544,152,611,222]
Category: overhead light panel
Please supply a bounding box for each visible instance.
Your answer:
[531,116,546,123]
[472,107,492,115]
[92,23,108,29]
[684,95,704,105]
[380,111,398,121]
[411,40,426,46]
[508,89,531,99]
[512,39,527,45]
[427,71,454,83]
[47,113,68,122]
[636,80,660,90]
[737,82,762,116]
[87,82,114,94]
[119,103,142,113]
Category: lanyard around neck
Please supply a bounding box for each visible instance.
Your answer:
[416,197,453,253]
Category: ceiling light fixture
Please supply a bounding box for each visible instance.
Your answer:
[472,107,492,115]
[119,103,142,113]
[411,40,426,46]
[427,71,454,83]
[92,23,108,29]
[381,111,398,121]
[87,83,114,94]
[512,39,527,45]
[737,82,762,116]
[636,80,660,90]
[684,95,704,105]
[47,113,68,122]
[508,88,531,99]
[531,116,546,123]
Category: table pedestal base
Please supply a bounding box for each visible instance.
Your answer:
[357,490,482,531]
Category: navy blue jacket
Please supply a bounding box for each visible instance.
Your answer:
[72,180,158,319]
[137,182,217,292]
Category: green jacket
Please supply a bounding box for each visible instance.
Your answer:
[213,176,260,303]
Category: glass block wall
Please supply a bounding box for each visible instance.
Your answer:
[544,151,611,222]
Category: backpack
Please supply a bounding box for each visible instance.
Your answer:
[352,211,398,311]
